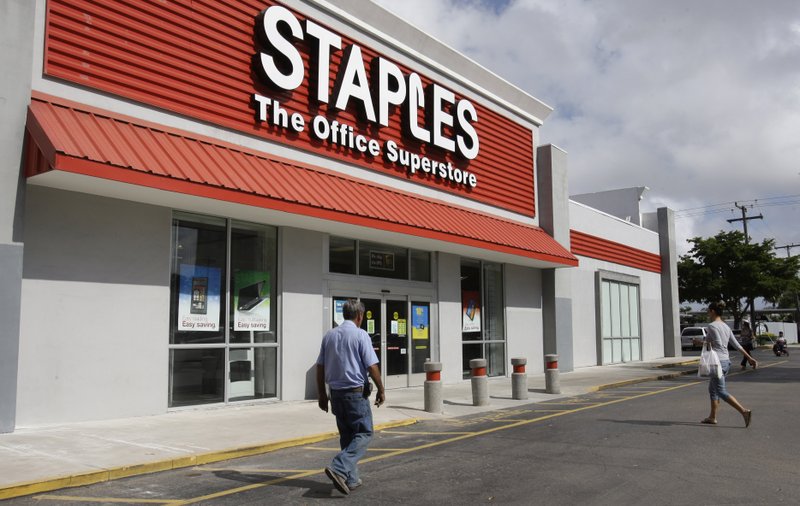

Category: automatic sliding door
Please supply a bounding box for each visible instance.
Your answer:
[361,298,382,368]
[385,299,409,381]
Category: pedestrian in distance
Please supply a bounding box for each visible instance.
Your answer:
[739,319,755,370]
[701,301,757,427]
[316,298,385,495]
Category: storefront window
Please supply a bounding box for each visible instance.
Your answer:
[169,213,278,408]
[460,260,505,377]
[169,348,224,407]
[599,272,641,365]
[230,222,277,345]
[170,215,226,345]
[329,236,356,274]
[410,250,431,282]
[359,241,408,279]
[328,236,431,282]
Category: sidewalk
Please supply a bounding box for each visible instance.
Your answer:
[0,357,699,500]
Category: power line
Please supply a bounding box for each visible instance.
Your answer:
[775,243,800,257]
[674,194,800,219]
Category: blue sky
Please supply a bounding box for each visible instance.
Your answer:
[374,0,800,256]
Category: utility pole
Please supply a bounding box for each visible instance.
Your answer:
[775,243,800,258]
[727,202,763,243]
[727,203,763,329]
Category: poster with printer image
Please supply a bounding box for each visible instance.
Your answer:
[233,270,270,332]
[178,264,221,331]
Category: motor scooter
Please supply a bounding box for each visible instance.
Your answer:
[773,337,789,357]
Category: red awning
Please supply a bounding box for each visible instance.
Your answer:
[25,92,577,267]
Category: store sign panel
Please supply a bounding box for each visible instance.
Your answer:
[44,0,536,216]
[253,5,479,188]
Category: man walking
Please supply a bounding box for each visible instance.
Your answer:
[317,299,385,495]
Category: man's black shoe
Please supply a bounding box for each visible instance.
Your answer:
[325,467,350,495]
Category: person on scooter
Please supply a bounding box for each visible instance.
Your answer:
[773,332,788,356]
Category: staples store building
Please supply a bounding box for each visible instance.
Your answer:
[0,0,680,431]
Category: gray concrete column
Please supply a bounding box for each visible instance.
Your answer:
[423,361,443,414]
[537,145,575,372]
[510,357,528,400]
[0,0,37,433]
[469,358,488,406]
[544,354,561,394]
[657,207,681,357]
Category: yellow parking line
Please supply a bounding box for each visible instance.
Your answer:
[171,381,702,505]
[381,430,476,435]
[34,495,179,504]
[196,467,311,474]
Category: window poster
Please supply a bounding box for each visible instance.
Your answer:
[233,270,270,331]
[462,290,481,333]
[411,304,429,340]
[178,264,221,331]
[333,298,346,327]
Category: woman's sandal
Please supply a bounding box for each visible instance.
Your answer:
[743,410,752,428]
[701,417,717,425]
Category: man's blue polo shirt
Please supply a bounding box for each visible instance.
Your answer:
[316,320,379,390]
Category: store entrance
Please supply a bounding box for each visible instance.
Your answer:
[332,295,431,389]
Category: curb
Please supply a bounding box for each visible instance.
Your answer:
[588,367,699,392]
[0,418,418,500]
[654,359,699,369]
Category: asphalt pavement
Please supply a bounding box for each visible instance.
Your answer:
[4,349,795,505]
[0,351,740,501]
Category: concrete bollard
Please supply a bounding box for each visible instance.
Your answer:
[545,354,561,394]
[511,357,528,400]
[470,358,489,406]
[423,361,443,413]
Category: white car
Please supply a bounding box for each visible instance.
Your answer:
[681,327,707,350]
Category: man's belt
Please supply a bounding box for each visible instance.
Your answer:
[332,386,363,393]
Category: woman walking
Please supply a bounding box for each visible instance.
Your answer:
[701,301,758,427]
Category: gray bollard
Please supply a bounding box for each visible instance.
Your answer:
[469,358,489,406]
[511,357,528,400]
[423,361,443,413]
[545,354,560,394]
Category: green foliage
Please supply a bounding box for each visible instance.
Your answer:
[678,231,800,324]
[757,333,776,346]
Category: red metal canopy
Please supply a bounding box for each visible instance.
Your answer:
[25,92,577,267]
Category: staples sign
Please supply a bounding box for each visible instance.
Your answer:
[252,5,480,188]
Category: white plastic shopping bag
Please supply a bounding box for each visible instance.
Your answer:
[698,342,723,378]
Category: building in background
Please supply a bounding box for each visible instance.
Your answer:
[0,0,679,432]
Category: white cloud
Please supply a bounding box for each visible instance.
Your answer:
[373,0,800,253]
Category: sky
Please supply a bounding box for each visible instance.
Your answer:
[373,0,800,257]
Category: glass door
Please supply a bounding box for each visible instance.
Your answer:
[360,298,382,373]
[385,298,408,389]
[332,294,428,389]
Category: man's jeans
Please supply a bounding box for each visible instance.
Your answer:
[330,389,373,487]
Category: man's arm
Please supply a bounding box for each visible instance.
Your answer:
[367,364,385,407]
[316,364,328,412]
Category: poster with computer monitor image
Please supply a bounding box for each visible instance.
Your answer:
[462,290,481,333]
[233,271,270,331]
[178,264,221,331]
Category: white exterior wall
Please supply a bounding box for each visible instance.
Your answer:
[437,252,463,383]
[569,257,664,368]
[280,227,325,401]
[505,264,544,373]
[17,187,171,425]
[568,200,665,368]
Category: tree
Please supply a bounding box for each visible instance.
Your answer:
[776,273,800,322]
[678,231,800,326]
